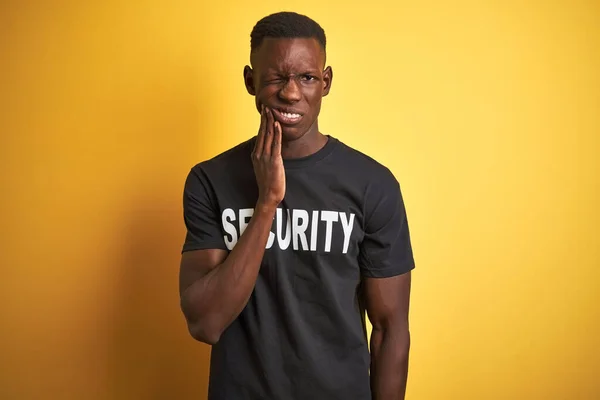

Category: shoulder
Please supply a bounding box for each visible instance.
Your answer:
[333,138,399,188]
[189,137,255,176]
[183,137,255,194]
[331,139,406,223]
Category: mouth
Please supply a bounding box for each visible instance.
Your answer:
[271,108,304,125]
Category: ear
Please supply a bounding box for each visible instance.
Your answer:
[243,65,256,96]
[322,66,333,97]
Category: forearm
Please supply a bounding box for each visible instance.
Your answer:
[370,327,411,400]
[182,202,277,343]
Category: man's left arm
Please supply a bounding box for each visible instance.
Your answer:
[363,271,412,400]
[357,168,415,399]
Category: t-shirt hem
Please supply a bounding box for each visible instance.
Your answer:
[181,242,228,253]
[360,263,415,279]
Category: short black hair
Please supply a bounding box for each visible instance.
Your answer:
[250,11,326,54]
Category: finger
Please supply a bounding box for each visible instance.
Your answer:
[253,105,266,158]
[272,121,282,158]
[263,108,274,157]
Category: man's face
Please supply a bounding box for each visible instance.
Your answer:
[244,38,332,142]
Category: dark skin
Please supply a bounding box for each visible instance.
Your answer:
[365,272,412,399]
[179,37,411,399]
[244,37,332,158]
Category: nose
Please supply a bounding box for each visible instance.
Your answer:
[278,78,302,103]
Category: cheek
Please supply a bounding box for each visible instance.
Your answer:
[306,92,323,111]
[304,85,322,99]
[257,87,280,103]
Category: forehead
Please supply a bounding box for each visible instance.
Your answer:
[252,37,324,72]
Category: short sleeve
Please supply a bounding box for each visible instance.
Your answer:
[181,166,228,253]
[358,169,415,278]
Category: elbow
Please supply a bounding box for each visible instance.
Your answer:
[187,318,223,345]
[372,323,411,354]
[401,330,411,354]
[393,326,411,349]
[396,328,411,360]
[180,293,222,345]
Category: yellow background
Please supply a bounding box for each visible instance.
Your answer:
[1,1,598,399]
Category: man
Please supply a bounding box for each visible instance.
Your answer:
[179,11,415,400]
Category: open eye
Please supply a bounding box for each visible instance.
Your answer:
[301,75,316,81]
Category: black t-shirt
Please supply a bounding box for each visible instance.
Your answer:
[182,135,415,400]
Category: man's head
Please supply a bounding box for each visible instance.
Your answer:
[244,12,333,142]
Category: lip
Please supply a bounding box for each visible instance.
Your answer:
[271,108,304,126]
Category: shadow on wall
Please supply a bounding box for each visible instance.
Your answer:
[107,184,212,400]
[103,84,214,399]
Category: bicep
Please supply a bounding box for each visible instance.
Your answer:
[179,166,229,295]
[363,271,412,331]
[179,249,228,296]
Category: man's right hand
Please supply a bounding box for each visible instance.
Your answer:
[252,106,286,210]
[180,106,286,344]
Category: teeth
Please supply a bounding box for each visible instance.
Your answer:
[281,112,301,119]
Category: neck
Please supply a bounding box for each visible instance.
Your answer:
[281,124,328,159]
